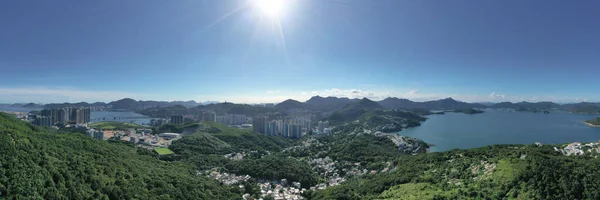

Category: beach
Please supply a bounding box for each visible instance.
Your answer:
[584,122,600,128]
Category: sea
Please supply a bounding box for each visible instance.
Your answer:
[0,105,150,125]
[90,111,151,125]
[398,109,600,152]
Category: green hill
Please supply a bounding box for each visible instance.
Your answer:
[585,117,600,126]
[307,144,600,200]
[167,122,321,187]
[0,113,239,199]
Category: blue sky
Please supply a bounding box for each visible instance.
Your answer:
[1,0,599,103]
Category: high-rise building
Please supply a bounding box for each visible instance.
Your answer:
[57,108,67,124]
[84,107,91,123]
[201,111,216,122]
[41,107,89,126]
[75,109,85,124]
[318,121,329,134]
[93,130,105,140]
[170,115,184,125]
[253,116,268,134]
[216,114,247,125]
[282,124,289,138]
[265,120,278,136]
[62,107,91,125]
[289,124,302,139]
[34,116,52,126]
[85,129,94,137]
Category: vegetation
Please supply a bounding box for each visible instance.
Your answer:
[308,144,600,200]
[168,122,310,185]
[225,155,320,187]
[89,121,145,130]
[330,110,426,133]
[154,147,175,155]
[567,105,600,114]
[0,113,240,199]
[199,102,275,116]
[585,117,600,126]
[452,108,484,114]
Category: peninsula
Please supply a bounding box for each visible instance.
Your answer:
[585,117,600,127]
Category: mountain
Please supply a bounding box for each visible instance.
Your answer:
[305,96,359,111]
[201,101,221,105]
[108,98,138,110]
[274,99,311,110]
[422,97,486,110]
[10,103,24,107]
[106,99,200,110]
[8,103,43,108]
[309,144,600,199]
[562,102,600,114]
[378,97,419,109]
[476,101,496,106]
[490,101,518,109]
[490,101,561,111]
[325,98,384,125]
[44,102,93,109]
[90,102,107,107]
[515,101,560,110]
[349,98,384,110]
[0,113,239,199]
[170,100,200,108]
[378,97,484,110]
[22,103,43,108]
[198,102,275,116]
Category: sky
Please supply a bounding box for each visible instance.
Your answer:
[1,0,599,104]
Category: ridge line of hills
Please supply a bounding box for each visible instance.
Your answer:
[7,96,600,114]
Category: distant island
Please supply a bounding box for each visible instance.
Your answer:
[585,117,600,127]
[452,108,484,114]
[515,107,551,113]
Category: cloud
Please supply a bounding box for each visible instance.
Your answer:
[0,87,152,103]
[489,92,506,99]
[266,90,281,94]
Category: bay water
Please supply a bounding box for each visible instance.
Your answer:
[399,110,600,152]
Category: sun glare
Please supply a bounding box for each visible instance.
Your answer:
[253,0,288,18]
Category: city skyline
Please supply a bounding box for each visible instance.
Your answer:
[2,0,600,103]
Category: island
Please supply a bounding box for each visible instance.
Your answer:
[452,108,484,114]
[584,117,600,127]
[515,107,551,113]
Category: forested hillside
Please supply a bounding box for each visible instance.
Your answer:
[0,113,239,199]
[308,144,600,200]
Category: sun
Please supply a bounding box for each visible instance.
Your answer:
[252,0,289,19]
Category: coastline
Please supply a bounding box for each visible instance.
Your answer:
[584,122,600,128]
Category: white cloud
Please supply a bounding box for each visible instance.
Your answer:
[489,92,506,99]
[0,87,152,103]
[1,86,594,104]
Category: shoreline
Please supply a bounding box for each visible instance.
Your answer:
[584,122,600,128]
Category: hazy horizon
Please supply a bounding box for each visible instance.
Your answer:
[2,93,598,105]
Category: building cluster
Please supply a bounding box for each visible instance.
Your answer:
[554,141,600,156]
[32,107,91,126]
[85,129,105,140]
[170,115,184,125]
[205,169,306,200]
[205,170,250,186]
[253,115,313,139]
[166,111,217,125]
[83,126,181,148]
[316,121,330,134]
[255,180,305,200]
[216,114,250,125]
[200,111,217,122]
